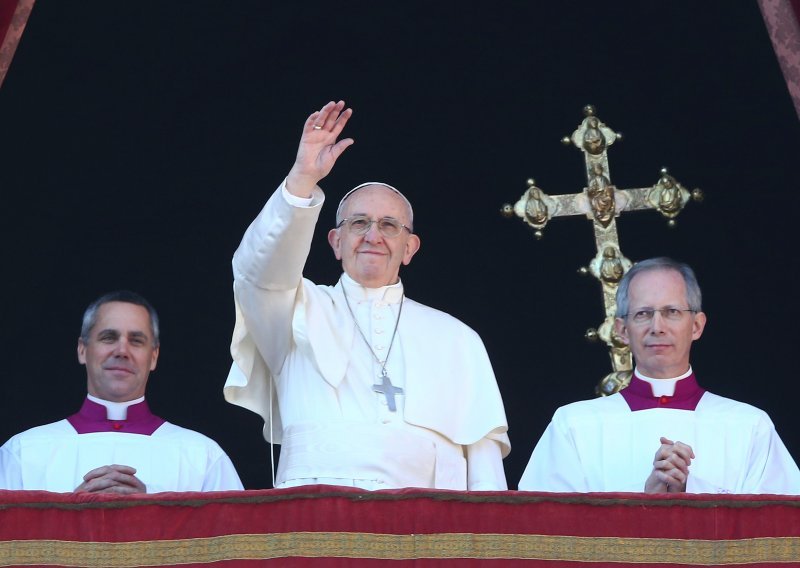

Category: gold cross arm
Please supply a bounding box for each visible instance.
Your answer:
[503,169,702,238]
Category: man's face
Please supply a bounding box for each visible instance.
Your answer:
[614,269,706,379]
[327,185,420,288]
[78,301,159,402]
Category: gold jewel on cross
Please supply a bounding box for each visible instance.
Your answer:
[501,105,704,396]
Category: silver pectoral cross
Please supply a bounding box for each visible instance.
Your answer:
[373,368,404,412]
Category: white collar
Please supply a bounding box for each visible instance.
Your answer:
[340,272,404,303]
[87,394,146,420]
[634,367,693,397]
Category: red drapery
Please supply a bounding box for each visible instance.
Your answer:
[759,0,800,120]
[1,486,799,567]
[0,0,34,89]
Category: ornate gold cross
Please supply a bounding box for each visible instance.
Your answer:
[502,106,703,395]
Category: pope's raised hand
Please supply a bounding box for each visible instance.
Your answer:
[286,100,354,198]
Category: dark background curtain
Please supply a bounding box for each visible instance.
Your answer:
[0,2,798,490]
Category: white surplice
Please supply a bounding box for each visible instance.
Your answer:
[0,419,243,493]
[519,375,800,494]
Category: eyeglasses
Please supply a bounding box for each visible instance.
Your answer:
[336,215,412,238]
[625,307,697,324]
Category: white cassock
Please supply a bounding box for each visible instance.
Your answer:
[224,182,510,490]
[0,398,243,493]
[519,371,800,494]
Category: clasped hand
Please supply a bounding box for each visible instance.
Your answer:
[74,464,147,494]
[644,437,694,493]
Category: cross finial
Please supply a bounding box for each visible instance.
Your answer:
[502,106,703,395]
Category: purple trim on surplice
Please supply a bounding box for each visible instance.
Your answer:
[67,398,165,435]
[620,374,706,411]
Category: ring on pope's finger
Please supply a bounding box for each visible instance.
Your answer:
[312,125,323,130]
